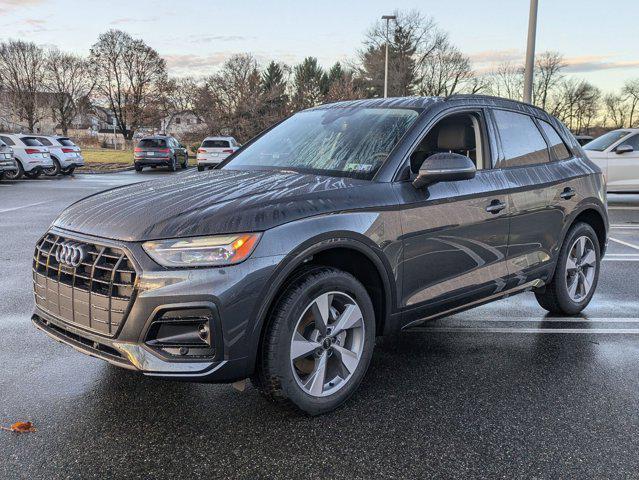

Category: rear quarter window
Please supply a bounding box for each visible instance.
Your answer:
[539,121,571,160]
[58,138,76,147]
[0,136,14,146]
[202,140,230,148]
[37,138,53,146]
[493,109,549,168]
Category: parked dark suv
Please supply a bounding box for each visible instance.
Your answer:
[134,135,188,172]
[32,96,608,415]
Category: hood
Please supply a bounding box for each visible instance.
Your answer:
[53,169,390,241]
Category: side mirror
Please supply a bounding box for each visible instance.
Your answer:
[616,144,634,154]
[413,153,476,189]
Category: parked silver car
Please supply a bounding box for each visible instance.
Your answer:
[32,135,84,176]
[0,133,53,179]
[0,138,18,179]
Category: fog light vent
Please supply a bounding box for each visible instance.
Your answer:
[145,308,216,358]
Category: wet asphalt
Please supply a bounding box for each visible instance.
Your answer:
[1,171,639,479]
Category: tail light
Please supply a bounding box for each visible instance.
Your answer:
[222,149,234,154]
[197,148,206,154]
[25,148,42,154]
[61,148,75,153]
[134,147,142,152]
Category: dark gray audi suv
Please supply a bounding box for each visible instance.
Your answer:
[32,95,608,415]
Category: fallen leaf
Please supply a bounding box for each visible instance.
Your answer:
[0,421,36,433]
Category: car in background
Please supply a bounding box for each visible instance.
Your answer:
[134,135,188,173]
[575,135,593,146]
[0,138,18,180]
[32,135,84,176]
[583,128,639,192]
[196,136,240,171]
[0,133,53,180]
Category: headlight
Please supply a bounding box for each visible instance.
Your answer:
[143,233,261,267]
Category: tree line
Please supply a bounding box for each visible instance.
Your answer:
[0,10,637,143]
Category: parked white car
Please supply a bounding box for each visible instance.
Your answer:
[0,133,53,180]
[196,136,240,171]
[32,135,84,176]
[583,128,639,192]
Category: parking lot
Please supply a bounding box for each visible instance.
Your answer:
[2,172,639,479]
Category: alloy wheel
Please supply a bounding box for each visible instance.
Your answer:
[290,292,365,397]
[565,235,596,302]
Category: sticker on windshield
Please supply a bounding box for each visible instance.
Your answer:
[344,163,373,173]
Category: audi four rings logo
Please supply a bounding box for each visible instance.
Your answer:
[55,241,87,268]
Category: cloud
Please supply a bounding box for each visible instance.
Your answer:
[563,56,639,73]
[163,51,302,75]
[109,17,159,25]
[0,0,42,13]
[468,49,522,65]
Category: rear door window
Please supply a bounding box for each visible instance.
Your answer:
[138,139,166,148]
[492,110,549,167]
[539,121,571,160]
[202,140,230,148]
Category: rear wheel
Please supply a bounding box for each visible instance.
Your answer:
[61,166,75,176]
[44,157,61,176]
[256,267,375,415]
[535,222,600,315]
[134,163,143,172]
[25,169,42,179]
[181,154,188,169]
[3,161,23,180]
[169,156,177,172]
[197,165,204,172]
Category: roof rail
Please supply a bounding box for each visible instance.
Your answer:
[445,93,542,111]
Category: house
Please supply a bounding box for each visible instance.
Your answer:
[160,111,204,135]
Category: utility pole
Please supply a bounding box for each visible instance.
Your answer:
[523,0,539,104]
[382,14,396,98]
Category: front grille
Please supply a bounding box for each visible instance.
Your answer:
[32,233,138,337]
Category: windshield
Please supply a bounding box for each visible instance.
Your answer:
[223,107,420,179]
[584,131,630,151]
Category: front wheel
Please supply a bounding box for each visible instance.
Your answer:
[256,267,375,415]
[535,222,601,315]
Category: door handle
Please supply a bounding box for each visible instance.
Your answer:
[560,187,576,200]
[486,199,506,214]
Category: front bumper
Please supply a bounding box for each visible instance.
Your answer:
[32,228,284,381]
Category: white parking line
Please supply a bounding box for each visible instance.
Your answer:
[0,201,48,213]
[608,206,639,210]
[609,237,639,251]
[610,224,639,229]
[442,317,639,323]
[412,327,639,334]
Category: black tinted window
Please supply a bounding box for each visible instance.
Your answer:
[37,138,53,146]
[58,138,75,146]
[493,110,549,167]
[202,140,230,148]
[138,139,166,148]
[0,136,12,146]
[21,137,44,146]
[540,121,571,160]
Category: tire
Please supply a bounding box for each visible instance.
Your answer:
[197,165,204,172]
[25,169,42,179]
[44,157,61,176]
[60,166,75,176]
[181,154,188,169]
[134,163,143,172]
[3,161,23,180]
[535,222,601,315]
[169,156,177,172]
[256,267,376,415]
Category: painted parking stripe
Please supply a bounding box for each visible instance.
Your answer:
[437,317,639,323]
[608,206,639,210]
[0,201,48,213]
[412,327,639,334]
[609,237,639,251]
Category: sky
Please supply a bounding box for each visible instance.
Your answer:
[1,0,637,92]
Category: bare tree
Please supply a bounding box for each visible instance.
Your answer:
[603,93,628,129]
[552,78,601,134]
[486,62,524,100]
[45,48,95,135]
[622,79,639,127]
[533,51,566,110]
[0,40,48,132]
[418,43,476,96]
[89,30,167,140]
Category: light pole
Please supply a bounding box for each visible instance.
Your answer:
[382,14,396,98]
[523,0,538,104]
